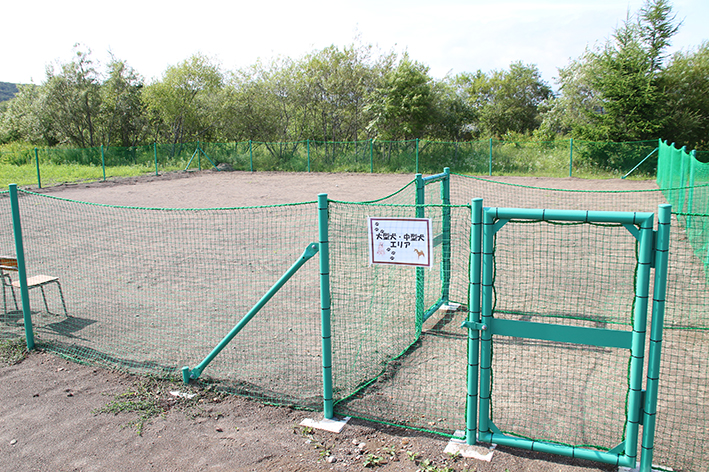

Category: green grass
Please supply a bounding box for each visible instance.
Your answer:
[0,337,28,365]
[93,376,204,435]
[0,163,186,189]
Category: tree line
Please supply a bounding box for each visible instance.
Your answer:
[0,0,706,169]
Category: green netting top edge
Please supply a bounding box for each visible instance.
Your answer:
[452,172,709,194]
[16,188,318,211]
[325,179,416,204]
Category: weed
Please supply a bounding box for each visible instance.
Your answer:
[93,377,199,435]
[0,338,28,365]
[407,450,420,461]
[363,453,385,468]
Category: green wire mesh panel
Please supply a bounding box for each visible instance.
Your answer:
[327,199,472,433]
[1,191,323,407]
[489,220,637,450]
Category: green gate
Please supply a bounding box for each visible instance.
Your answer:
[463,201,671,472]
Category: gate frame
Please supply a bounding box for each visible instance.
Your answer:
[464,203,671,471]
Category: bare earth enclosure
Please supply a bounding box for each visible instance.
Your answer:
[0,170,684,472]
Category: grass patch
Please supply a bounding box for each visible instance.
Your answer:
[0,337,28,365]
[0,163,183,189]
[93,376,222,435]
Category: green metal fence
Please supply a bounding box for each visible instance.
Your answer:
[2,167,708,471]
[0,139,661,188]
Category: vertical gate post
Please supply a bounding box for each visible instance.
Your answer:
[478,208,495,436]
[441,168,451,303]
[640,204,671,472]
[466,198,483,445]
[9,184,35,351]
[415,174,425,332]
[318,193,334,419]
[625,212,655,464]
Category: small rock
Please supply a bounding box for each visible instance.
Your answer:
[216,427,223,432]
[326,456,336,463]
[10,439,17,445]
[358,442,366,449]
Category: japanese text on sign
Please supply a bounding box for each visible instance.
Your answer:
[367,217,433,267]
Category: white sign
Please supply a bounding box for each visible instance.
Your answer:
[367,217,433,267]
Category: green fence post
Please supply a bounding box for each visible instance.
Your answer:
[370,139,373,173]
[441,167,451,303]
[154,142,158,176]
[318,194,334,419]
[489,138,493,176]
[639,204,671,472]
[569,138,573,177]
[101,145,106,181]
[34,148,41,189]
[249,140,253,172]
[415,174,425,333]
[466,197,483,445]
[415,138,419,174]
[198,141,202,171]
[9,184,35,351]
[625,212,655,465]
[307,139,311,173]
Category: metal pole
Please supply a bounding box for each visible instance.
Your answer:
[441,168,451,303]
[624,212,654,464]
[318,194,334,419]
[479,208,495,436]
[9,184,35,350]
[154,142,158,176]
[34,148,41,189]
[307,139,311,173]
[569,138,573,178]
[101,145,106,181]
[488,138,493,176]
[182,242,319,383]
[415,138,419,174]
[370,139,373,173]
[466,198,483,445]
[249,140,253,172]
[415,173,425,334]
[639,204,671,472]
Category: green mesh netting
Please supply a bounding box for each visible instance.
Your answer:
[2,163,709,471]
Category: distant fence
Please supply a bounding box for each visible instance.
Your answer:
[0,139,667,187]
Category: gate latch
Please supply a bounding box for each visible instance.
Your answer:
[461,320,487,331]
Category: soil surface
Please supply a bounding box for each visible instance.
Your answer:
[1,169,655,472]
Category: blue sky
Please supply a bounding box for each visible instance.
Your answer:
[1,0,707,86]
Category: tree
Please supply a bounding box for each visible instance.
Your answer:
[42,45,102,147]
[0,84,45,145]
[100,57,148,147]
[659,42,709,150]
[456,62,551,139]
[142,53,224,145]
[544,0,681,143]
[366,56,436,140]
[639,0,682,74]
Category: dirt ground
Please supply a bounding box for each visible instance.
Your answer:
[1,169,657,472]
